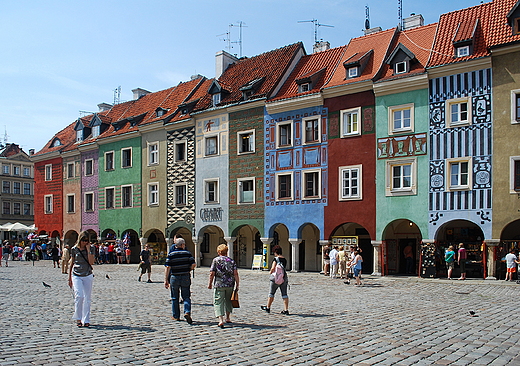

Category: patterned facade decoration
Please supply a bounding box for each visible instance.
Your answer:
[167,127,195,228]
[377,133,427,159]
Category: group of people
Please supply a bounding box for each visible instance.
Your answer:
[323,245,363,286]
[1,240,63,267]
[95,242,131,265]
[444,243,468,280]
[68,234,290,329]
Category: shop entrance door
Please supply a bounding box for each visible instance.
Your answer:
[399,238,416,275]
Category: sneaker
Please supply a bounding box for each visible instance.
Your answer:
[184,313,193,324]
[147,279,153,283]
[281,310,290,315]
[138,276,141,282]
[260,306,270,313]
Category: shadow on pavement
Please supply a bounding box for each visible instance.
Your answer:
[87,324,157,332]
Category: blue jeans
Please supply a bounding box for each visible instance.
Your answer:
[170,274,191,319]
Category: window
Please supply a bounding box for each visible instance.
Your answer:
[389,104,414,133]
[212,93,221,106]
[76,129,82,142]
[303,118,320,144]
[276,173,293,200]
[513,158,520,192]
[122,185,132,207]
[201,232,210,253]
[105,151,114,171]
[175,184,187,205]
[456,46,469,57]
[148,183,159,205]
[23,203,31,216]
[205,136,218,156]
[205,179,219,203]
[148,142,159,165]
[2,165,9,174]
[238,130,255,154]
[45,164,52,181]
[348,67,358,78]
[44,195,53,214]
[238,178,255,204]
[85,192,94,212]
[2,181,9,193]
[67,163,74,178]
[85,159,93,176]
[92,125,100,138]
[447,157,471,191]
[13,166,20,176]
[122,148,132,168]
[23,167,30,177]
[13,182,20,194]
[446,98,471,127]
[174,141,187,162]
[386,159,416,196]
[340,165,362,200]
[105,188,114,209]
[395,61,407,74]
[340,108,361,137]
[3,202,10,215]
[511,90,520,124]
[302,170,320,199]
[23,183,31,195]
[299,83,310,93]
[67,194,75,213]
[13,202,20,215]
[277,122,292,148]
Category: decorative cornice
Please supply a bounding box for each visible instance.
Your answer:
[373,74,428,96]
[322,79,372,99]
[266,93,322,115]
[29,150,61,162]
[96,130,140,145]
[490,42,520,55]
[427,57,491,79]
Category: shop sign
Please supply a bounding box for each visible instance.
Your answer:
[200,207,223,222]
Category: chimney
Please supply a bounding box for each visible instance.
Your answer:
[29,149,34,155]
[132,88,151,100]
[215,50,239,78]
[403,14,424,30]
[364,26,382,36]
[313,41,330,53]
[190,74,204,80]
[97,102,112,112]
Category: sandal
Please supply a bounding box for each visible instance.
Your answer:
[83,323,90,327]
[218,322,225,328]
[76,321,82,327]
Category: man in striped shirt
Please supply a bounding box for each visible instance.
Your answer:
[164,238,196,324]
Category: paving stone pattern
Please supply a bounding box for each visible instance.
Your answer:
[1,261,519,365]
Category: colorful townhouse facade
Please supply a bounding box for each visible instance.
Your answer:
[31,0,520,279]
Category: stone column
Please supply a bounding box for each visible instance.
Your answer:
[192,236,202,267]
[224,237,236,260]
[319,240,330,273]
[260,237,273,270]
[288,238,301,272]
[371,240,382,276]
[166,238,173,251]
[485,239,500,280]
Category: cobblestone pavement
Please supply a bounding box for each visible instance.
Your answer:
[1,261,520,366]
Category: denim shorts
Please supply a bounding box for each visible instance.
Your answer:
[354,268,361,277]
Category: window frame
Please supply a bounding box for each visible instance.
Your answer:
[45,164,52,181]
[174,140,187,163]
[148,142,159,166]
[105,187,115,209]
[237,129,255,154]
[339,165,362,200]
[13,202,20,215]
[276,121,293,148]
[446,97,472,128]
[23,167,31,177]
[105,151,115,171]
[302,169,321,200]
[385,158,417,196]
[121,185,133,208]
[85,192,94,212]
[67,162,75,179]
[2,181,10,194]
[237,177,255,204]
[348,67,358,78]
[299,83,311,93]
[302,117,320,145]
[13,182,20,195]
[204,179,219,204]
[446,157,472,191]
[23,182,31,195]
[44,194,53,214]
[66,194,75,213]
[388,103,414,134]
[23,203,31,216]
[3,201,10,215]
[13,166,20,176]
[212,93,221,107]
[121,147,132,168]
[174,183,187,206]
[395,61,407,74]
[92,125,100,138]
[510,89,520,124]
[511,156,520,193]
[340,107,361,137]
[148,182,159,206]
[456,46,470,57]
[205,135,219,157]
[85,159,94,176]
[275,172,293,201]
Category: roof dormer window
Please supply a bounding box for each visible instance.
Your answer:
[348,67,358,78]
[299,83,311,93]
[395,61,407,74]
[456,46,470,58]
[157,109,165,117]
[507,2,520,35]
[76,130,82,142]
[212,93,221,107]
[52,139,61,147]
[92,125,100,138]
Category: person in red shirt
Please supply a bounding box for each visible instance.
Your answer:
[457,243,467,280]
[108,243,115,264]
[125,247,131,264]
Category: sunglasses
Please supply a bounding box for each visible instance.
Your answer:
[80,238,89,242]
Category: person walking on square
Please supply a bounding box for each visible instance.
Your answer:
[261,245,289,315]
[338,246,347,279]
[322,244,330,276]
[61,244,70,274]
[350,250,363,286]
[457,243,467,280]
[329,246,339,278]
[50,244,60,268]
[2,241,11,267]
[445,245,456,280]
[68,232,95,327]
[164,237,196,324]
[505,248,520,281]
[208,244,239,328]
[125,247,131,264]
[139,245,152,283]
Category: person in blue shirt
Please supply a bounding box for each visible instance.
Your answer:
[445,245,456,280]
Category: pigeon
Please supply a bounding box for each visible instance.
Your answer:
[469,311,478,317]
[106,274,110,279]
[42,282,51,288]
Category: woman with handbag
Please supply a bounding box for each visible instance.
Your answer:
[208,244,239,328]
[68,231,95,327]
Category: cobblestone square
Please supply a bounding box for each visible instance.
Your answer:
[1,261,519,365]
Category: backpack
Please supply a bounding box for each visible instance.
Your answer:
[273,257,285,285]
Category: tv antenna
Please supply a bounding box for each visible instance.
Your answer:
[113,86,121,105]
[365,5,371,30]
[217,21,247,57]
[298,19,334,45]
[217,28,231,53]
[398,0,403,30]
[0,127,8,148]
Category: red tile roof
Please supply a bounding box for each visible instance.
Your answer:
[488,0,520,47]
[268,45,347,102]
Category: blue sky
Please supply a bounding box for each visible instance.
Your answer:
[0,0,483,152]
